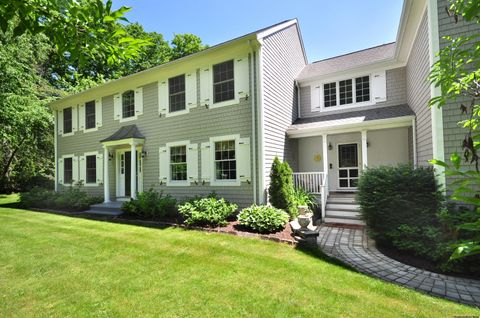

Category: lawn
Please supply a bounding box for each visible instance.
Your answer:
[0,194,478,317]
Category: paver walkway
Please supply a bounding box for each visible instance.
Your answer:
[317,225,480,307]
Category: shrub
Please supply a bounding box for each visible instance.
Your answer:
[268,157,297,218]
[121,189,177,218]
[292,187,318,211]
[19,185,102,211]
[178,197,237,227]
[237,205,289,233]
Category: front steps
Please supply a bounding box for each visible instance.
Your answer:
[85,201,123,216]
[324,192,365,225]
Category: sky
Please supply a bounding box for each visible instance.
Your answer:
[113,0,404,63]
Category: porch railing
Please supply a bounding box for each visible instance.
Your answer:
[292,172,328,221]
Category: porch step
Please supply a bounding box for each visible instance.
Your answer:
[324,216,365,225]
[326,197,357,204]
[326,210,361,218]
[328,192,357,198]
[85,201,123,216]
[326,203,360,211]
[324,192,363,225]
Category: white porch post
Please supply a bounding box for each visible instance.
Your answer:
[412,118,417,167]
[321,134,329,221]
[322,134,329,174]
[130,142,137,199]
[361,130,368,168]
[103,145,110,203]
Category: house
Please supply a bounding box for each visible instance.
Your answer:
[50,0,479,223]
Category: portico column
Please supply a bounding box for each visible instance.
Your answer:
[130,142,137,199]
[361,130,368,168]
[322,134,329,175]
[103,145,110,203]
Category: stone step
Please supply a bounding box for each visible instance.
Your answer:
[328,192,357,198]
[326,197,357,204]
[326,203,360,211]
[84,209,123,216]
[324,216,365,225]
[326,210,361,218]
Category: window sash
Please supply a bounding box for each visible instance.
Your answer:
[64,158,73,183]
[355,76,370,103]
[339,79,353,105]
[122,90,135,118]
[85,101,96,129]
[63,107,72,133]
[169,75,186,112]
[322,75,371,108]
[323,82,337,107]
[213,60,235,103]
[214,140,236,180]
[86,155,96,183]
[170,146,187,181]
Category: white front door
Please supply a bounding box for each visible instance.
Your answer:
[116,150,128,197]
[116,148,143,198]
[337,143,359,189]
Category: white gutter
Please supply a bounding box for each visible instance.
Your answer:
[248,40,257,204]
[256,39,266,204]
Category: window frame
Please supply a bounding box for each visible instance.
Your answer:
[212,59,235,105]
[63,156,73,184]
[121,90,136,120]
[209,135,240,186]
[85,100,96,131]
[168,74,187,115]
[85,153,97,185]
[63,107,73,135]
[166,141,190,186]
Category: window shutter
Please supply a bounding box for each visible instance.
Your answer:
[200,67,212,107]
[238,137,251,182]
[311,85,321,111]
[72,156,79,183]
[158,80,168,116]
[79,155,86,184]
[72,105,78,132]
[135,87,143,115]
[96,153,103,184]
[372,71,387,102]
[114,93,121,120]
[58,158,64,184]
[234,57,249,99]
[187,143,198,183]
[186,72,198,109]
[58,110,64,135]
[159,147,168,183]
[200,142,211,182]
[79,103,85,131]
[95,99,102,127]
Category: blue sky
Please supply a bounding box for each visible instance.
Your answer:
[113,0,404,62]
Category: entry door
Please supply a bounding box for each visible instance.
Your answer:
[338,143,359,189]
[124,151,131,196]
[117,150,132,197]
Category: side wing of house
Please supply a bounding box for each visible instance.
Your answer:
[259,22,307,203]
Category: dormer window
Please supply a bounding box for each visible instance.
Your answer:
[322,75,371,108]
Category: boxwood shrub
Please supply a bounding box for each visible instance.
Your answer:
[178,197,237,227]
[19,186,102,211]
[237,205,289,233]
[121,188,177,218]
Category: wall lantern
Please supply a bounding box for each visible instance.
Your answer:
[141,150,148,158]
[108,151,114,161]
[328,142,333,151]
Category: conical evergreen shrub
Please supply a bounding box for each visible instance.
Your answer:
[268,156,297,218]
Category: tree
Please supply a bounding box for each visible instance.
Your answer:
[171,33,208,60]
[429,0,480,260]
[268,157,297,219]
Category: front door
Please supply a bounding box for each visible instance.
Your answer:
[124,151,131,196]
[337,143,359,189]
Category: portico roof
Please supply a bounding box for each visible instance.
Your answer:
[287,105,415,138]
[100,125,145,143]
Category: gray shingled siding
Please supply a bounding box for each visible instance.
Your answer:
[406,10,432,166]
[299,67,407,119]
[57,64,254,207]
[437,0,480,190]
[261,24,306,200]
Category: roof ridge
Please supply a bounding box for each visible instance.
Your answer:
[311,42,396,64]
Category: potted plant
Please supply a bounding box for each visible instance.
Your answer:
[297,206,313,230]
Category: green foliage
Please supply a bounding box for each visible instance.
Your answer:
[292,188,318,211]
[428,0,480,261]
[268,157,297,219]
[121,188,177,218]
[358,165,444,243]
[178,197,237,227]
[237,205,289,233]
[19,185,102,211]
[171,34,208,60]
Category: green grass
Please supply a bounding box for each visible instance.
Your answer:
[0,194,478,317]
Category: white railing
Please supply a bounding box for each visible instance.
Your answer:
[293,172,328,221]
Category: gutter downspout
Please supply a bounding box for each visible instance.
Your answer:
[248,40,257,204]
[256,38,266,204]
[54,110,58,192]
[295,80,301,118]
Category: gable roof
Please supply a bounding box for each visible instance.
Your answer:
[100,125,145,142]
[296,42,396,81]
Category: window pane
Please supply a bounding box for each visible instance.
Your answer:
[169,75,186,112]
[213,60,235,103]
[122,90,135,118]
[339,179,348,188]
[214,140,236,180]
[85,101,96,129]
[64,158,73,183]
[86,155,96,183]
[170,146,187,181]
[338,144,358,168]
[355,76,370,103]
[339,79,353,105]
[63,107,72,133]
[323,82,337,107]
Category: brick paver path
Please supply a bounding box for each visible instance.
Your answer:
[317,225,480,306]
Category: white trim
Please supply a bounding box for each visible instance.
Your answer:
[117,89,139,123]
[288,116,415,138]
[59,154,76,185]
[427,0,445,188]
[81,151,100,187]
[102,138,144,148]
[54,110,58,191]
[412,118,417,167]
[336,142,360,190]
[256,19,298,39]
[249,48,257,204]
[165,140,191,187]
[257,42,266,203]
[209,134,241,186]
[103,145,110,203]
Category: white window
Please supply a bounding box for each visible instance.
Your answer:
[58,154,78,185]
[57,106,78,136]
[213,60,235,104]
[79,152,104,186]
[79,99,102,132]
[355,76,370,103]
[113,87,143,122]
[169,74,186,113]
[158,71,197,117]
[323,82,337,107]
[159,141,198,186]
[200,135,251,186]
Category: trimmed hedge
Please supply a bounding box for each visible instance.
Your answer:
[237,205,289,233]
[19,186,102,211]
[268,157,297,219]
[121,189,177,218]
[178,197,237,227]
